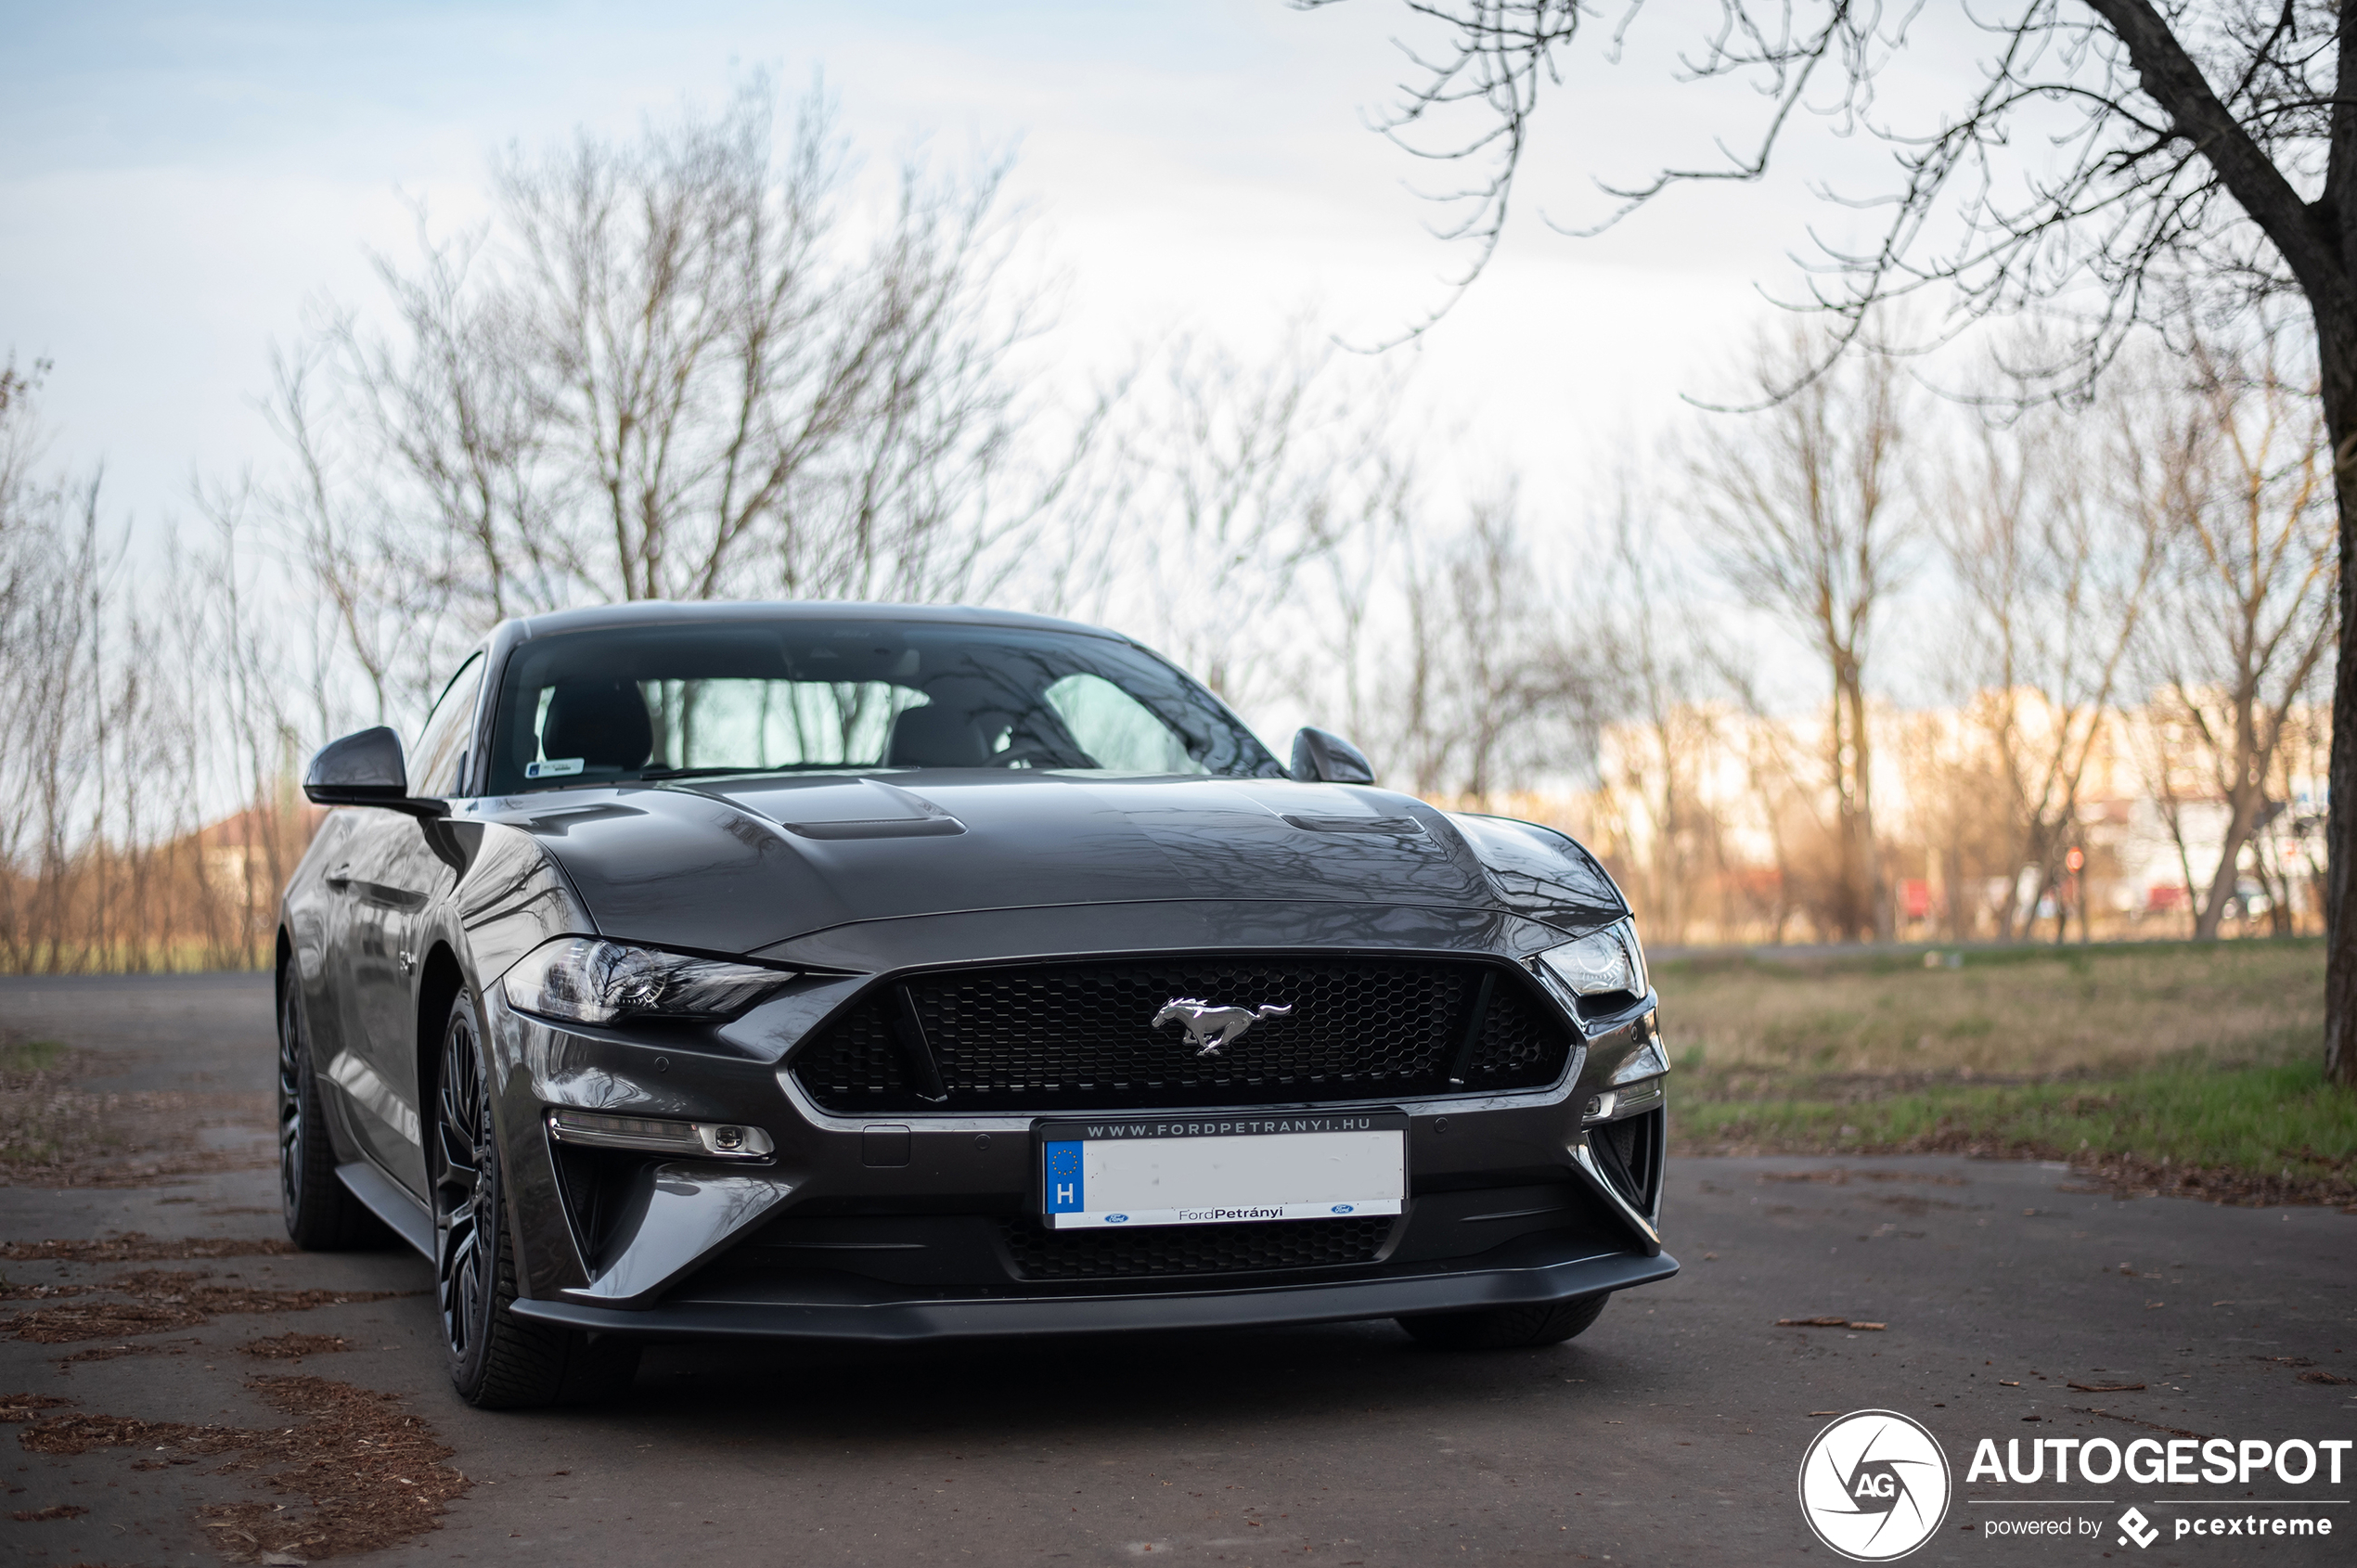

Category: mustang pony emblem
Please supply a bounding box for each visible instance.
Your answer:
[1152,998,1294,1057]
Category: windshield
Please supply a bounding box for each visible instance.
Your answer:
[483,619,1281,794]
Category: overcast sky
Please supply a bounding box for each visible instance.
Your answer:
[2,0,1950,543]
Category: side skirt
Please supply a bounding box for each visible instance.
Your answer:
[337,1160,434,1260]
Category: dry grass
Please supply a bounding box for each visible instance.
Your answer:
[1656,937,2357,1202]
[5,1270,404,1344]
[1,1233,296,1264]
[1658,938,2324,1087]
[238,1331,351,1361]
[15,1377,470,1562]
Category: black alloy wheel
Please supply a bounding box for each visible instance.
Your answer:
[434,992,497,1372]
[277,966,379,1251]
[431,988,640,1408]
[277,982,305,1215]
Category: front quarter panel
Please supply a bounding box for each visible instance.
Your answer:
[278,811,369,1162]
[452,815,599,982]
[1440,812,1628,933]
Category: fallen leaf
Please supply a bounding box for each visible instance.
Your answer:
[1777,1317,1887,1330]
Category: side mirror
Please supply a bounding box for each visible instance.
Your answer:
[303,727,444,816]
[1290,726,1376,786]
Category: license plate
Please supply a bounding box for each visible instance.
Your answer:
[1037,1112,1407,1229]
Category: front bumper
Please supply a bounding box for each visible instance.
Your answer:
[475,901,1674,1337]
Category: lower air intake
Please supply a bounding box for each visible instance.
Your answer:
[1000,1215,1397,1280]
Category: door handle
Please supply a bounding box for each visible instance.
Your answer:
[325,863,354,891]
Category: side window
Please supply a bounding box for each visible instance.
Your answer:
[411,653,486,796]
[1043,673,1202,774]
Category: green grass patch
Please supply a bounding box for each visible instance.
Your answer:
[0,1036,69,1074]
[1677,1059,2357,1191]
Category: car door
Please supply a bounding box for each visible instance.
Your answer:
[341,651,486,1195]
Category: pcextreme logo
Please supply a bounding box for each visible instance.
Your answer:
[1797,1410,1953,1561]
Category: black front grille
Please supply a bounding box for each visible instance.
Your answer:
[789,955,1575,1113]
[1000,1215,1396,1280]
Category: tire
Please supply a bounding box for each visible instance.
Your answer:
[1397,1293,1610,1351]
[278,967,387,1251]
[433,988,641,1409]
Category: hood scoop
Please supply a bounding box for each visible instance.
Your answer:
[781,816,963,841]
[1282,813,1429,838]
[695,777,966,841]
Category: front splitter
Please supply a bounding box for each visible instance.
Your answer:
[509,1247,1679,1344]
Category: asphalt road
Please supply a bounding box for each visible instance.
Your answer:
[3,974,2351,1567]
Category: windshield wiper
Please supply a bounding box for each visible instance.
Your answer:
[627,766,773,782]
[626,765,877,783]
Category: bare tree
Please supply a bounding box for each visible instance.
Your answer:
[1096,327,1397,717]
[1692,328,1912,941]
[1308,469,1606,803]
[1591,474,1728,943]
[1941,375,2164,938]
[2136,345,2337,939]
[2128,703,2213,937]
[0,359,104,970]
[0,366,322,973]
[1437,490,1598,803]
[277,81,1085,715]
[1304,0,2357,1074]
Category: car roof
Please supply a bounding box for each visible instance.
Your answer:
[503,599,1130,645]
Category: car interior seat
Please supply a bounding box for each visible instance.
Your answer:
[885,703,990,768]
[541,678,655,770]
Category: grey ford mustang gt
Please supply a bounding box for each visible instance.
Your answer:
[277,600,1674,1407]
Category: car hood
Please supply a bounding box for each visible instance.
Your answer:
[486,772,1622,958]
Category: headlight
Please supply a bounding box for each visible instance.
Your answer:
[1536,921,1648,999]
[503,937,792,1025]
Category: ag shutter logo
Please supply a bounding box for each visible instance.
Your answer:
[1797,1410,1952,1561]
